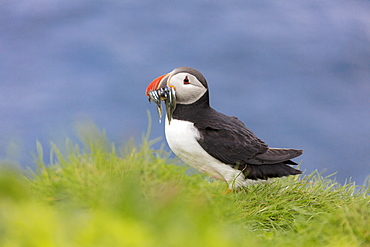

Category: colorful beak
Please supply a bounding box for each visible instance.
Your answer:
[145,73,176,124]
[145,73,169,96]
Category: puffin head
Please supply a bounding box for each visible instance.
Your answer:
[145,67,209,123]
[146,67,208,105]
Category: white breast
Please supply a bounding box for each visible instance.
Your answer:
[165,118,258,189]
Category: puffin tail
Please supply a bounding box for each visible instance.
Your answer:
[243,160,302,180]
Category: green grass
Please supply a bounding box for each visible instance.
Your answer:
[0,124,369,247]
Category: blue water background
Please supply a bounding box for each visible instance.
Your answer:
[1,1,369,184]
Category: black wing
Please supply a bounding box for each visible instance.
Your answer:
[194,108,269,166]
[194,108,303,179]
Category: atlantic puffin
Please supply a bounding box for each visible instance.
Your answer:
[146,67,302,190]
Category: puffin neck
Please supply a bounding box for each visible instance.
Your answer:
[172,92,210,121]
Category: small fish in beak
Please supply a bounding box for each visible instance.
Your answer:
[146,74,176,123]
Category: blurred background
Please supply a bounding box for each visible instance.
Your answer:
[1,0,369,184]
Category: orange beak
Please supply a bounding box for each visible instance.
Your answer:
[146,72,176,124]
[145,73,170,96]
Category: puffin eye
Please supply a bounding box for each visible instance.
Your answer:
[183,76,190,84]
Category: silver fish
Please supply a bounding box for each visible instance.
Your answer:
[148,87,176,124]
[164,86,176,123]
[148,90,163,121]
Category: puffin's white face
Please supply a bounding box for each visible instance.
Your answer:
[168,72,207,105]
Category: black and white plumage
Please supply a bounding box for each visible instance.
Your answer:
[146,67,303,190]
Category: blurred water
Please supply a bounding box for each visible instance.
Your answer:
[1,0,369,184]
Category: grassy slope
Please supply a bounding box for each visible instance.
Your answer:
[0,126,369,247]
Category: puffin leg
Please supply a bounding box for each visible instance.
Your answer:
[222,183,233,194]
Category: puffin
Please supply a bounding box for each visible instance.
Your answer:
[145,67,302,190]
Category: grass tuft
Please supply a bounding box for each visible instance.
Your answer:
[0,124,369,246]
